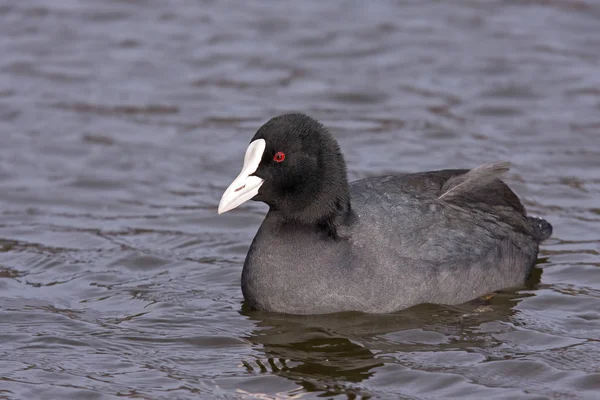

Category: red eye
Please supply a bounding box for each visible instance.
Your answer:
[273,152,285,162]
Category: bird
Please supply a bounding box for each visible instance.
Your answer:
[218,113,552,315]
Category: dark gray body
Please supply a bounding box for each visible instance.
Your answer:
[242,169,548,314]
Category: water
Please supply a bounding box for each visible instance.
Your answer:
[0,0,599,398]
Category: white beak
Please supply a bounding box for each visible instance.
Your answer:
[218,139,266,214]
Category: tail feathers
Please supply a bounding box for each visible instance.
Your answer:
[438,162,510,201]
[528,216,553,242]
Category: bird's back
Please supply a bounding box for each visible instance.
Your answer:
[342,166,548,311]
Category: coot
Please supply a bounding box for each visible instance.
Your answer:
[218,114,552,314]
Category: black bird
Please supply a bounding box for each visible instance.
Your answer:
[218,113,552,314]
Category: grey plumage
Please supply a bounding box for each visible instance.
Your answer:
[222,114,552,315]
[243,169,547,314]
[439,161,510,201]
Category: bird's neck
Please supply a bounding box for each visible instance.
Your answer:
[268,189,354,239]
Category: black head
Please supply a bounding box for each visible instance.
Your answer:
[218,113,352,236]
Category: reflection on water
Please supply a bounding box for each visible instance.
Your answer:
[1,0,600,398]
[240,269,542,397]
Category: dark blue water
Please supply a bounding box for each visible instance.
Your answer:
[1,1,599,398]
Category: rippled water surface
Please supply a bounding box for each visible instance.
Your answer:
[1,1,599,399]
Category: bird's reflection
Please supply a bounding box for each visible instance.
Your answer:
[238,266,543,395]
